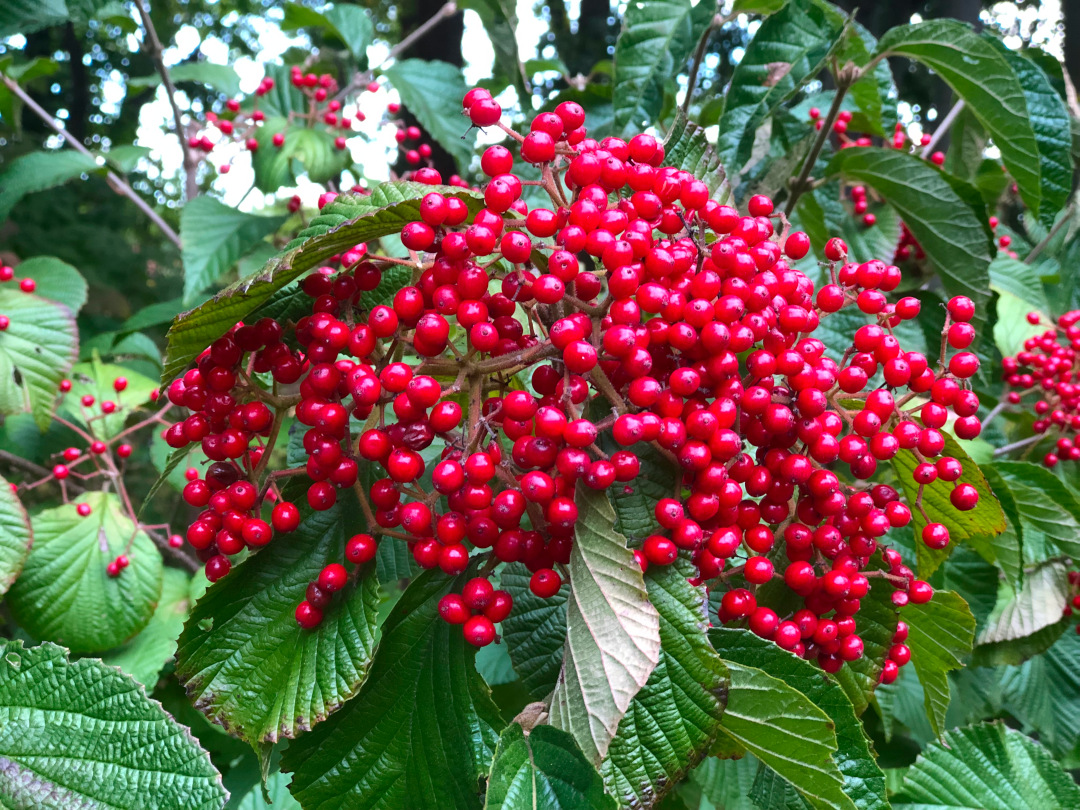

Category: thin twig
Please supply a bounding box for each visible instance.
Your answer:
[1026,203,1075,265]
[0,72,182,248]
[783,64,859,217]
[681,9,731,117]
[134,0,198,200]
[993,434,1044,457]
[920,99,964,158]
[334,2,459,102]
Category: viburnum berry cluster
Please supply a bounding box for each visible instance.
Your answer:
[165,87,984,682]
[1001,309,1080,467]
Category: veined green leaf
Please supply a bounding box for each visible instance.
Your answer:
[501,561,568,699]
[382,59,476,169]
[0,640,226,809]
[9,256,87,313]
[0,150,100,221]
[0,474,31,598]
[548,485,661,766]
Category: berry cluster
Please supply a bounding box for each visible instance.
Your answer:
[1001,309,1080,466]
[166,88,984,682]
[0,264,40,330]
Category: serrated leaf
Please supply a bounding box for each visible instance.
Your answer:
[984,35,1072,231]
[974,559,1068,659]
[605,440,677,539]
[252,120,348,191]
[282,568,502,810]
[601,563,728,808]
[283,3,373,65]
[8,492,162,654]
[875,20,1042,221]
[501,561,568,699]
[549,485,661,766]
[826,146,994,338]
[0,473,31,598]
[235,769,300,809]
[485,723,614,810]
[102,144,152,174]
[0,639,226,809]
[460,0,528,97]
[889,428,1007,580]
[0,149,101,222]
[715,0,843,175]
[892,722,1080,809]
[714,628,886,810]
[611,0,714,137]
[983,461,1080,562]
[175,496,380,745]
[149,430,208,494]
[129,62,241,96]
[663,112,726,197]
[838,23,897,138]
[711,654,851,810]
[162,184,482,384]
[382,59,475,169]
[679,755,759,810]
[101,567,191,687]
[900,589,975,737]
[181,196,285,304]
[0,0,68,36]
[10,256,87,313]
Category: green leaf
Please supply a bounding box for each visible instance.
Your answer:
[983,461,1080,562]
[826,146,994,337]
[0,474,31,598]
[0,286,78,430]
[900,589,975,737]
[459,0,528,98]
[235,769,300,810]
[715,0,843,175]
[611,0,714,137]
[972,559,1069,668]
[10,256,87,313]
[662,112,726,197]
[0,640,226,809]
[714,628,887,810]
[601,562,728,807]
[119,296,186,334]
[875,20,1042,221]
[890,428,1007,579]
[732,0,786,13]
[892,722,1080,809]
[61,353,159,438]
[0,0,68,37]
[0,149,101,221]
[102,144,152,174]
[252,119,349,191]
[282,569,502,810]
[500,561,568,699]
[175,497,380,745]
[984,36,1072,231]
[181,196,285,304]
[679,755,759,810]
[605,440,678,539]
[548,485,661,766]
[711,655,850,810]
[163,184,481,384]
[101,567,191,687]
[838,23,897,138]
[129,62,241,96]
[7,492,162,654]
[381,59,475,169]
[283,3,374,64]
[485,723,615,810]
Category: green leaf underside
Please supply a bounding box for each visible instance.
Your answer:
[716,0,844,175]
[0,474,31,598]
[984,461,1080,561]
[10,256,88,313]
[826,147,994,340]
[876,20,1042,219]
[381,59,476,169]
[0,150,100,220]
[711,654,852,810]
[180,195,286,303]
[62,354,159,439]
[889,428,1007,579]
[175,498,380,745]
[0,639,226,809]
[282,569,502,810]
[8,492,162,654]
[0,287,79,430]
[102,567,191,687]
[714,628,887,810]
[500,562,569,699]
[485,723,614,810]
[548,485,661,766]
[900,590,976,738]
[983,36,1072,231]
[611,0,714,137]
[975,560,1068,656]
[601,562,728,808]
[162,183,482,385]
[892,722,1080,809]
